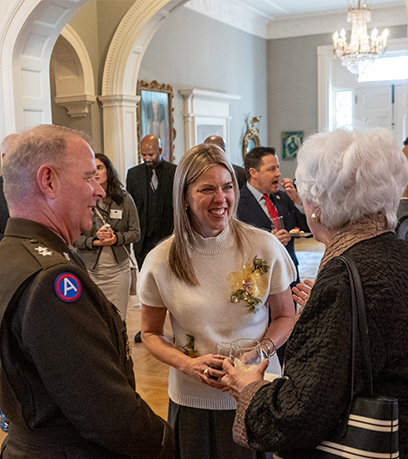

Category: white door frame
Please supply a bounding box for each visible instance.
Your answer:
[318,37,408,133]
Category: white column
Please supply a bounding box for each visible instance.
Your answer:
[181,93,196,151]
[98,94,140,183]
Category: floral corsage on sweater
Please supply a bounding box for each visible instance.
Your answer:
[181,256,270,357]
[229,256,269,314]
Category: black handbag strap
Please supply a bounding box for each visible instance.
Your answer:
[338,255,373,401]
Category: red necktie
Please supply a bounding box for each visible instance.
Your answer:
[262,194,280,230]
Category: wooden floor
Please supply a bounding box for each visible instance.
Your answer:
[294,235,325,253]
[0,237,324,444]
[127,297,172,420]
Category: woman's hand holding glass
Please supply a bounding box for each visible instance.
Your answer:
[221,357,269,400]
[216,339,269,399]
[205,342,232,388]
[230,339,268,369]
[183,353,227,390]
[212,342,231,366]
[271,217,290,247]
[94,224,117,246]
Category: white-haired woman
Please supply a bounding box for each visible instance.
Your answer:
[138,143,296,459]
[221,128,408,458]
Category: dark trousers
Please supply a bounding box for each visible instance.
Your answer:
[168,400,274,459]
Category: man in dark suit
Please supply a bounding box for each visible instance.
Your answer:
[126,134,176,342]
[204,135,247,189]
[397,137,408,239]
[238,146,309,365]
[237,146,308,284]
[126,134,176,268]
[0,134,19,240]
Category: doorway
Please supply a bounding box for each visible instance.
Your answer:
[318,38,408,144]
[354,84,407,141]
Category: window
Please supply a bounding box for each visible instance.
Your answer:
[335,90,353,128]
[358,55,408,83]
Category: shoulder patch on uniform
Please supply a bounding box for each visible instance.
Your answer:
[54,273,82,302]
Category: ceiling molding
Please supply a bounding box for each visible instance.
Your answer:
[184,0,269,38]
[267,4,407,39]
[184,0,407,40]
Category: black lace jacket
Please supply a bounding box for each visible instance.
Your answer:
[236,233,408,458]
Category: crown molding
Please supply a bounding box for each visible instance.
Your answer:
[267,4,407,39]
[184,0,269,38]
[184,1,407,40]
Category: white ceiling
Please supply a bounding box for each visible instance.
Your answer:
[185,0,407,39]
[234,0,405,20]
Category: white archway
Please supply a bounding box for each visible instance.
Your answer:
[0,0,186,180]
[0,0,89,139]
[99,0,188,179]
[51,24,96,118]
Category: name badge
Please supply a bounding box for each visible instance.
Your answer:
[110,209,123,219]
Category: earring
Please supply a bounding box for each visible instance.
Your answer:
[311,213,320,222]
[184,203,188,210]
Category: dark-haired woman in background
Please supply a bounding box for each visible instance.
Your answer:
[74,153,140,320]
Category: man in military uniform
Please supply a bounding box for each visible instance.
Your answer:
[0,125,174,458]
[0,133,19,240]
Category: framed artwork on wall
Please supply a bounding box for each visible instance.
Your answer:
[281,131,303,160]
[242,116,261,160]
[137,80,176,163]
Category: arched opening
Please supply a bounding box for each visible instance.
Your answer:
[1,0,89,137]
[50,25,99,149]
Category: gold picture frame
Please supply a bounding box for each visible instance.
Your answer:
[242,116,261,160]
[137,80,176,163]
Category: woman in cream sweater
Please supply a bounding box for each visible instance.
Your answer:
[138,143,296,459]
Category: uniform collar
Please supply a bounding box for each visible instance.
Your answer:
[5,218,71,254]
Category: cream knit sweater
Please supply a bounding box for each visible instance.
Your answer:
[138,224,296,410]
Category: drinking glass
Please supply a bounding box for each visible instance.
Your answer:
[212,342,232,371]
[271,216,284,231]
[213,342,231,359]
[230,338,267,371]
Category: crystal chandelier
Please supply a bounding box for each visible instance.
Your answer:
[333,0,389,74]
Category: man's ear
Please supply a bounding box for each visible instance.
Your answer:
[248,167,257,179]
[37,164,59,199]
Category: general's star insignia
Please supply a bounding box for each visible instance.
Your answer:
[34,246,52,256]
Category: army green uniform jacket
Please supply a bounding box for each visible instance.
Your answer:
[0,218,174,459]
